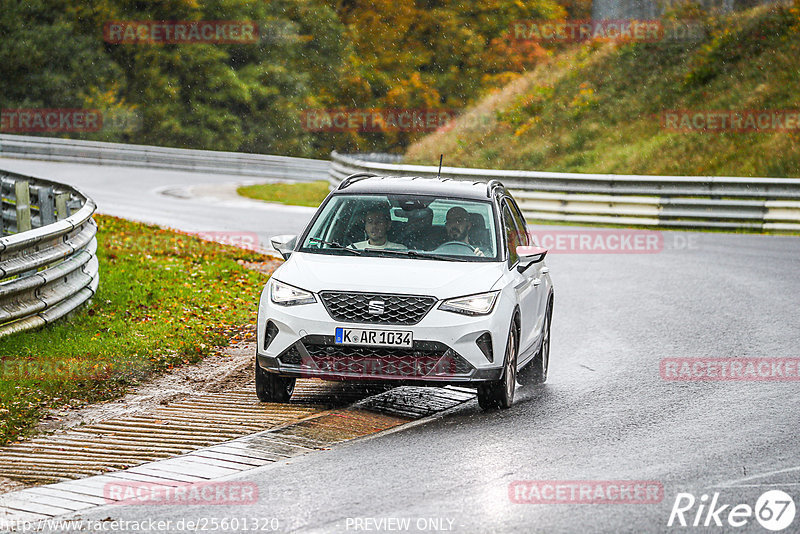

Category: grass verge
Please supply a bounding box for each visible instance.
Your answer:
[237,180,330,207]
[0,215,273,445]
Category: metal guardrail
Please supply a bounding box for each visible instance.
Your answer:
[330,152,800,232]
[592,0,791,20]
[0,169,99,337]
[0,134,329,181]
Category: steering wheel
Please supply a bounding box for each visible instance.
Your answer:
[433,241,478,255]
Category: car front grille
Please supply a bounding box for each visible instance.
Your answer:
[318,291,437,325]
[277,336,474,379]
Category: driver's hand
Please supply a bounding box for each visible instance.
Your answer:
[474,247,485,257]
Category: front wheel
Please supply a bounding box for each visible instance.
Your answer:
[255,357,295,402]
[519,305,551,385]
[477,325,517,410]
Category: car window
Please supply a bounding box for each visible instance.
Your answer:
[508,197,530,246]
[299,193,499,261]
[502,202,520,266]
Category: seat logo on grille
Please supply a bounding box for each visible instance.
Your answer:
[368,300,385,315]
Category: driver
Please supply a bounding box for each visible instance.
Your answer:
[444,206,484,256]
[352,205,407,250]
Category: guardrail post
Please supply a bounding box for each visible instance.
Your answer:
[55,193,70,220]
[38,186,56,226]
[15,181,32,233]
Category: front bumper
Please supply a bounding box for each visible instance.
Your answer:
[257,292,513,385]
[258,334,503,385]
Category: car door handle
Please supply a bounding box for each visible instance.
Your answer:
[533,278,541,286]
[541,267,549,274]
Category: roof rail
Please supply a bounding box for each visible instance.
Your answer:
[338,172,378,190]
[486,179,505,197]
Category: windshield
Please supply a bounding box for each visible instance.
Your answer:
[299,194,499,261]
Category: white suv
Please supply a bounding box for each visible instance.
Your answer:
[256,174,553,409]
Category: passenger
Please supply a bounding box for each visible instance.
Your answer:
[352,205,407,250]
[444,206,484,256]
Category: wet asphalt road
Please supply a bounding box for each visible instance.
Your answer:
[4,158,800,533]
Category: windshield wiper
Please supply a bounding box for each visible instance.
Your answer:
[366,248,469,262]
[409,250,471,262]
[307,237,362,255]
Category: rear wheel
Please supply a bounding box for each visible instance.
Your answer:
[519,304,551,385]
[477,325,517,410]
[255,357,295,402]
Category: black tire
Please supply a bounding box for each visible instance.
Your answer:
[519,304,551,385]
[477,325,517,410]
[255,358,295,403]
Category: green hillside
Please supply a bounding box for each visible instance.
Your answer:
[405,5,800,177]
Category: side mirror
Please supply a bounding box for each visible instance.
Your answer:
[270,234,297,260]
[516,245,547,272]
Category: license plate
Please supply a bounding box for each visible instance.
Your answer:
[335,327,413,348]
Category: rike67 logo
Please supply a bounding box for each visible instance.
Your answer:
[668,490,796,531]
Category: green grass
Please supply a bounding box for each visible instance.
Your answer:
[0,215,271,445]
[405,6,800,178]
[237,180,331,207]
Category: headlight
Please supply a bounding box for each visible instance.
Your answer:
[439,291,499,316]
[270,279,316,306]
